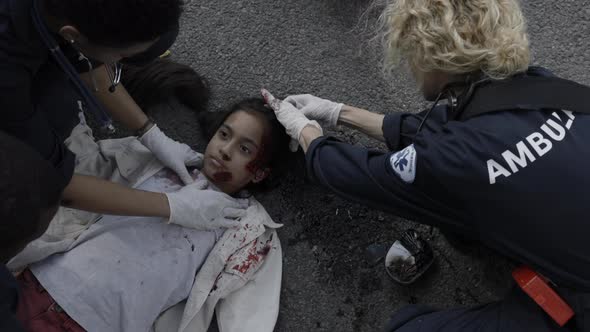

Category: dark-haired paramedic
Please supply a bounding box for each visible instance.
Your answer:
[0,0,246,230]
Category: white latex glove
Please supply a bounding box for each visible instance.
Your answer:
[261,89,323,152]
[139,125,203,185]
[165,174,248,230]
[284,94,343,128]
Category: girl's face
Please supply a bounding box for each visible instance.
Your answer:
[202,110,270,194]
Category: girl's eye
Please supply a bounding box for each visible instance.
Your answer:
[218,130,229,139]
[240,145,251,154]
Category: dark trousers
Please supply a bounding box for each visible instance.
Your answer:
[384,286,586,332]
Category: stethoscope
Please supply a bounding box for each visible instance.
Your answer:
[31,0,116,134]
[414,76,491,136]
[415,76,490,239]
[106,63,123,93]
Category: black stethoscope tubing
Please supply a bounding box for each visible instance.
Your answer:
[414,77,490,136]
[31,0,114,131]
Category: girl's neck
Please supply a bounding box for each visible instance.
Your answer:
[202,171,239,196]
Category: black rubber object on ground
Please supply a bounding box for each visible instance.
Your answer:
[385,229,435,285]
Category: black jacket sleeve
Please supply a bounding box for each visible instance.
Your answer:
[382,107,448,151]
[305,107,482,235]
[0,1,75,188]
[0,64,75,188]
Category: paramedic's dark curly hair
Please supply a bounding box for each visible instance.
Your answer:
[0,132,64,263]
[44,0,183,47]
[199,98,294,193]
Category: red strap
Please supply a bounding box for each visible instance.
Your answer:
[513,266,574,326]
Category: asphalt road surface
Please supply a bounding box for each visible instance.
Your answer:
[136,1,589,331]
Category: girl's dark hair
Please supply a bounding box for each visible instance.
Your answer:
[123,59,293,193]
[122,59,210,113]
[44,0,183,47]
[198,98,293,192]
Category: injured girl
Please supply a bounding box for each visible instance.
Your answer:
[12,96,292,332]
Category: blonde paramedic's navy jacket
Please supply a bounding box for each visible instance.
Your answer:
[305,68,590,292]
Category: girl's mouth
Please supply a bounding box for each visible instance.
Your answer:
[210,156,226,170]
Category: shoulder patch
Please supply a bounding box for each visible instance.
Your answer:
[390,144,417,183]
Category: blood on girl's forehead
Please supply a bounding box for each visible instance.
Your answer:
[245,131,273,174]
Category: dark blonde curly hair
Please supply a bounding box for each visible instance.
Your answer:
[379,0,531,79]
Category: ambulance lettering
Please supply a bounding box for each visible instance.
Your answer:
[487,110,575,184]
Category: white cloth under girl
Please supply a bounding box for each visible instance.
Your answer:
[9,121,283,332]
[31,169,223,332]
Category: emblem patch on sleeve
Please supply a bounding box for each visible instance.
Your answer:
[390,144,417,183]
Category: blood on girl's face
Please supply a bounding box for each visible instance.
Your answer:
[201,110,271,195]
[213,171,233,183]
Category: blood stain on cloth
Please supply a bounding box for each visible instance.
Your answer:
[153,169,184,189]
[212,274,223,292]
[231,235,274,274]
[232,242,261,274]
[184,234,195,251]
